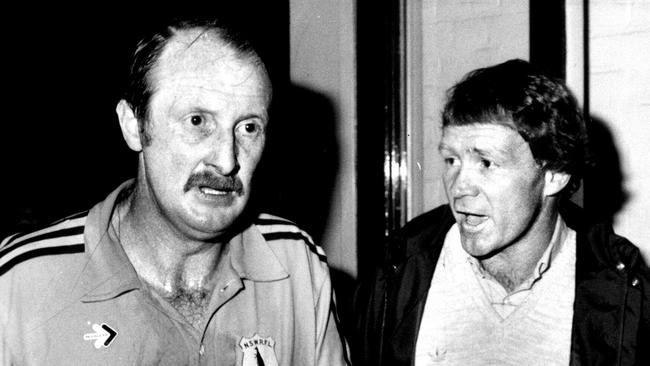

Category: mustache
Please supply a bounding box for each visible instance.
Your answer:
[183,171,243,194]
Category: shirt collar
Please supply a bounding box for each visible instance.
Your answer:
[229,224,289,282]
[77,180,288,303]
[532,214,569,281]
[78,179,142,302]
[449,214,570,290]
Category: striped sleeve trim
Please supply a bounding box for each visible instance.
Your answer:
[255,215,328,263]
[0,225,85,258]
[1,213,87,248]
[0,216,87,276]
[0,244,85,277]
[0,232,23,247]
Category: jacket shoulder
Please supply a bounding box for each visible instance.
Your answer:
[387,205,455,263]
[562,202,648,275]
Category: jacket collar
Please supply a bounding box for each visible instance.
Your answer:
[384,205,454,339]
[385,202,644,365]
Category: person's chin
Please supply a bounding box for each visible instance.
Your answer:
[183,216,238,241]
[460,233,497,258]
[181,190,247,231]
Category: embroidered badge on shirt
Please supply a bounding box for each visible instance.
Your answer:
[83,323,118,349]
[239,334,279,366]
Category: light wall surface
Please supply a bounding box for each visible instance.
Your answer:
[411,0,530,217]
[586,0,650,260]
[286,0,649,275]
[289,0,357,277]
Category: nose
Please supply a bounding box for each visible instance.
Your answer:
[205,129,239,176]
[448,163,479,199]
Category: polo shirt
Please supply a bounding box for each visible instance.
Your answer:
[1,180,349,366]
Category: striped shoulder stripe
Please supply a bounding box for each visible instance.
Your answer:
[1,232,23,247]
[1,210,88,248]
[255,215,328,263]
[0,225,85,256]
[254,213,299,227]
[0,215,87,276]
[0,244,85,277]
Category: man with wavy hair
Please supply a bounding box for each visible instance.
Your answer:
[354,59,649,366]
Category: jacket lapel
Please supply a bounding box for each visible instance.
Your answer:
[384,206,454,365]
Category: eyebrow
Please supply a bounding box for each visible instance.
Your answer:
[236,112,269,123]
[437,143,509,159]
[473,146,502,156]
[180,104,268,121]
[437,142,452,152]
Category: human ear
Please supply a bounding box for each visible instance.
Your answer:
[543,170,571,197]
[116,99,143,152]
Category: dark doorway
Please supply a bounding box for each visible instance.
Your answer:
[356,0,407,276]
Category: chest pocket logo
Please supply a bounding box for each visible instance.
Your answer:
[83,323,118,349]
[239,334,279,366]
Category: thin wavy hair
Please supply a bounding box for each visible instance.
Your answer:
[442,59,589,197]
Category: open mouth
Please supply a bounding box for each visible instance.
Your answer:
[457,211,488,230]
[464,213,487,225]
[199,186,231,196]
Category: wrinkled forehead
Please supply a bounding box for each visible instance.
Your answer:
[444,116,521,136]
[439,123,531,154]
[163,29,234,68]
[153,28,271,98]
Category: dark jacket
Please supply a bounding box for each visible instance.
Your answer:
[352,203,650,366]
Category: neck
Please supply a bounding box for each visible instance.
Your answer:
[479,200,560,293]
[113,182,228,299]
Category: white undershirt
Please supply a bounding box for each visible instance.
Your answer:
[415,218,576,366]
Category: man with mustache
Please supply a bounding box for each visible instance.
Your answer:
[1,17,349,365]
[353,59,649,365]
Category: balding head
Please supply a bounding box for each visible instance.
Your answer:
[123,18,270,146]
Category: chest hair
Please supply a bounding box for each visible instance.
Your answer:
[165,288,211,329]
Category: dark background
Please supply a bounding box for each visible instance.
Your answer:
[0,1,351,340]
[1,1,630,279]
[0,3,304,238]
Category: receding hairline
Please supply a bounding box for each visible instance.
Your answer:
[160,26,266,67]
[149,26,272,100]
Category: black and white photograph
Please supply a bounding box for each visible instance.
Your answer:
[1,1,648,365]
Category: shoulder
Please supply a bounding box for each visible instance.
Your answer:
[562,202,648,274]
[1,211,89,331]
[399,205,454,238]
[253,213,332,293]
[387,205,455,262]
[1,210,88,277]
[355,205,453,292]
[254,213,328,264]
